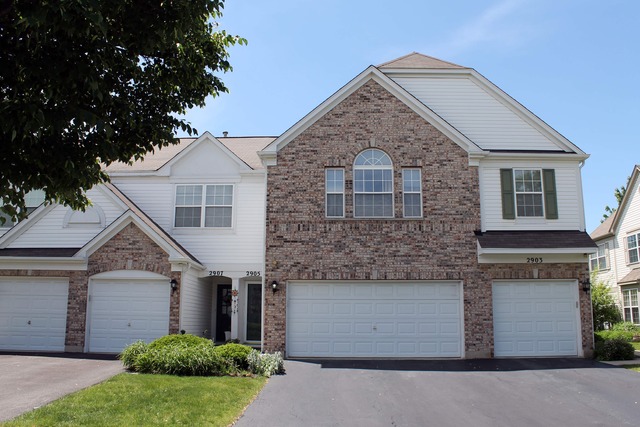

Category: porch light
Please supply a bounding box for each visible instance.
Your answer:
[271,280,279,292]
[581,278,591,293]
[170,279,178,293]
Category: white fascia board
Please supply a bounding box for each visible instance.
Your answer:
[262,66,487,162]
[159,132,252,174]
[0,203,57,249]
[483,151,589,161]
[0,257,87,270]
[478,247,598,255]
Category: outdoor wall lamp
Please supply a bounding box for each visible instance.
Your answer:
[581,278,591,293]
[271,280,279,292]
[170,279,178,293]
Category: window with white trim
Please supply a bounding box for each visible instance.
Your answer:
[623,288,639,324]
[325,169,344,218]
[174,184,233,228]
[0,189,46,228]
[514,169,543,217]
[589,243,609,271]
[402,169,422,218]
[627,231,640,264]
[353,149,393,218]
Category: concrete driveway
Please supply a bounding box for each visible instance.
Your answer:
[236,358,640,427]
[0,353,123,422]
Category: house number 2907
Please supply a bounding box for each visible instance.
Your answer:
[526,258,543,264]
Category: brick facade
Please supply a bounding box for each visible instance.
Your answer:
[0,222,180,352]
[264,79,593,357]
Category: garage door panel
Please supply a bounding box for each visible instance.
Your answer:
[287,282,462,358]
[0,279,69,352]
[88,278,170,353]
[493,281,579,357]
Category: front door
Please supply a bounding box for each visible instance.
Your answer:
[216,285,232,342]
[246,283,262,341]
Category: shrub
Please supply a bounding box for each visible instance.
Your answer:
[591,280,622,330]
[594,338,636,361]
[247,350,285,377]
[596,330,635,342]
[213,343,253,370]
[135,342,231,376]
[119,340,148,370]
[147,333,212,350]
[611,322,640,333]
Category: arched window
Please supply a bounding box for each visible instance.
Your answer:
[353,149,393,217]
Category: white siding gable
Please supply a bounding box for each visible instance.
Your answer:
[480,159,584,231]
[389,75,560,151]
[168,138,248,179]
[612,176,640,280]
[6,187,126,248]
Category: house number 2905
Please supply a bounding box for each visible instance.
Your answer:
[526,257,543,264]
[246,271,261,277]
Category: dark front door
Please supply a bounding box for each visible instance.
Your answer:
[216,284,232,342]
[246,283,262,341]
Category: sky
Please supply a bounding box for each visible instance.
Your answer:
[182,0,640,234]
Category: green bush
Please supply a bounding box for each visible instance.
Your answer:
[118,340,148,370]
[611,322,640,333]
[213,343,253,370]
[596,330,635,342]
[247,350,285,377]
[147,333,212,350]
[135,342,231,376]
[594,338,636,361]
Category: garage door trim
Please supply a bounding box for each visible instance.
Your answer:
[492,279,583,358]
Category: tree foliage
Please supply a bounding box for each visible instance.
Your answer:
[0,0,245,222]
[601,176,629,222]
[590,276,621,331]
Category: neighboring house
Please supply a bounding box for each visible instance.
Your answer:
[260,52,596,358]
[0,52,597,358]
[0,133,273,353]
[590,164,640,324]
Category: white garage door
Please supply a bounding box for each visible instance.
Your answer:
[88,278,170,353]
[287,281,462,358]
[493,281,579,357]
[0,278,69,351]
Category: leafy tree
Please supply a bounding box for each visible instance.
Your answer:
[590,275,621,330]
[0,0,245,223]
[601,176,629,222]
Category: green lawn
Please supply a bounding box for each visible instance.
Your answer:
[3,373,266,427]
[623,364,640,372]
[632,342,640,351]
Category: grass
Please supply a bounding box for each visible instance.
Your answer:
[3,373,266,427]
[623,364,640,372]
[631,342,640,351]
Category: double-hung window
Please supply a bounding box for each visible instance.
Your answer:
[325,169,344,218]
[589,243,609,271]
[402,169,422,218]
[500,168,558,220]
[514,169,544,217]
[175,184,233,228]
[627,231,640,264]
[353,149,393,218]
[623,289,639,324]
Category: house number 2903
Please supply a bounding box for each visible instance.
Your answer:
[526,257,543,264]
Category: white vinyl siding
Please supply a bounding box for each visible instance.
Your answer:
[179,272,213,337]
[325,169,345,218]
[287,281,462,358]
[493,281,579,357]
[402,169,422,218]
[6,187,125,248]
[389,76,559,151]
[480,160,583,231]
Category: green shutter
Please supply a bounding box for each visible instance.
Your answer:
[500,169,515,220]
[543,169,558,220]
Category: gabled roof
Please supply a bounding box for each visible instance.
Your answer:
[378,52,466,69]
[260,65,486,163]
[619,268,640,285]
[105,133,274,174]
[591,165,640,241]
